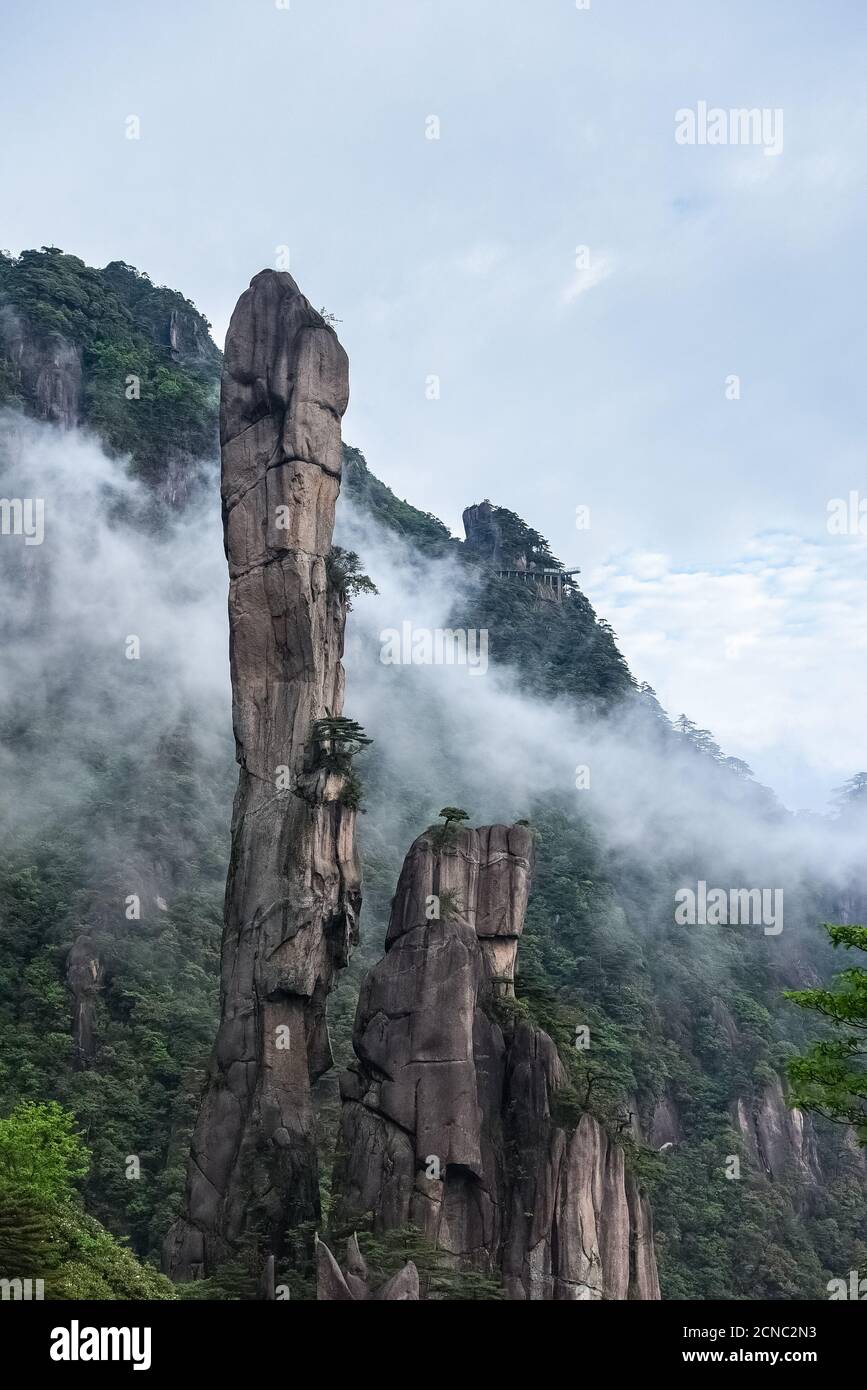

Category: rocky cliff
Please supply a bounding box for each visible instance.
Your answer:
[164,270,360,1279]
[462,498,561,575]
[732,1077,822,1187]
[0,305,82,428]
[0,249,220,499]
[66,933,104,1068]
[330,823,660,1300]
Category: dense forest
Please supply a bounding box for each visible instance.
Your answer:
[0,250,864,1300]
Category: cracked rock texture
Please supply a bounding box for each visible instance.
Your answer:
[330,824,659,1300]
[165,271,360,1278]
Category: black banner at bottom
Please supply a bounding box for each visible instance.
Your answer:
[3,1297,861,1375]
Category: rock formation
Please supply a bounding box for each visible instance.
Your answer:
[732,1077,822,1187]
[66,934,104,1068]
[316,1235,420,1301]
[330,823,660,1300]
[0,306,81,428]
[462,500,522,569]
[165,271,360,1279]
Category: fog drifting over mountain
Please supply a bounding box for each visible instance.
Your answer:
[1,412,862,945]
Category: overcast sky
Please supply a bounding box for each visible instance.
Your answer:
[2,0,866,809]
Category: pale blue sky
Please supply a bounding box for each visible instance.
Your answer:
[2,0,866,807]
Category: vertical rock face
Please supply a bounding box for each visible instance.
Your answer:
[66,934,104,1068]
[462,501,506,564]
[462,500,526,569]
[331,824,659,1300]
[0,307,81,428]
[165,271,360,1279]
[732,1078,822,1188]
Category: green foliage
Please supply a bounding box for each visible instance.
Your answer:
[0,248,219,486]
[330,1222,506,1301]
[0,1100,89,1200]
[647,1137,834,1301]
[467,501,562,570]
[0,826,225,1261]
[0,1101,173,1299]
[326,546,378,609]
[311,716,373,774]
[176,1251,261,1302]
[786,924,867,1140]
[0,1192,59,1277]
[337,769,364,810]
[450,563,634,705]
[485,990,531,1032]
[46,1207,176,1300]
[429,806,470,851]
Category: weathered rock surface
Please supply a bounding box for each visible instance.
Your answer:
[463,500,524,569]
[732,1076,821,1187]
[330,824,660,1300]
[0,306,81,428]
[165,271,360,1278]
[649,1095,682,1150]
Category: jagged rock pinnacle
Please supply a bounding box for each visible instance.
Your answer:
[164,270,361,1279]
[329,821,660,1300]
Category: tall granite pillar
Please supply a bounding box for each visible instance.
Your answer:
[165,271,361,1278]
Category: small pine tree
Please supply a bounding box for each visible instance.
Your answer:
[326,547,378,609]
[311,717,373,772]
[431,806,470,850]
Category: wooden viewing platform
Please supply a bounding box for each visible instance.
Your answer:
[494,566,581,600]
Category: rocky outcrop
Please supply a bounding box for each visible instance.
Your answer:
[165,271,360,1279]
[316,1235,420,1301]
[732,1076,821,1187]
[462,501,520,568]
[99,259,222,375]
[330,823,659,1300]
[649,1095,682,1150]
[66,934,104,1068]
[464,500,530,569]
[0,307,81,427]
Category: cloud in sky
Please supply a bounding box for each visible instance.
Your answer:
[587,530,867,811]
[3,0,865,562]
[562,253,613,304]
